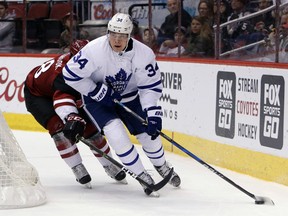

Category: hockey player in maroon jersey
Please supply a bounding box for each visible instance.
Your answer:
[24,40,126,188]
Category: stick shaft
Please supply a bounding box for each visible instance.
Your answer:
[114,100,258,200]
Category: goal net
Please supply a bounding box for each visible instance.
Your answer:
[0,111,46,209]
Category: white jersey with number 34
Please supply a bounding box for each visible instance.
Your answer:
[62,35,163,110]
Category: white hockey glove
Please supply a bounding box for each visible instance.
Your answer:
[89,82,122,107]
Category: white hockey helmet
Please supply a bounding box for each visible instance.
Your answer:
[108,13,133,36]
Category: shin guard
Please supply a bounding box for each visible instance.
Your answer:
[103,119,145,175]
[85,133,113,167]
[136,132,166,167]
[52,132,82,168]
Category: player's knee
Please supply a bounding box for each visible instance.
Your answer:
[103,119,133,154]
[83,122,99,139]
[46,115,64,136]
[86,132,107,149]
[136,132,162,151]
[103,118,123,133]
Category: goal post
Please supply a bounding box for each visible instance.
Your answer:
[0,111,46,209]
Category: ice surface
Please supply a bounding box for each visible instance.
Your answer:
[3,130,288,216]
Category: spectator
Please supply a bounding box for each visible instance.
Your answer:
[60,12,89,53]
[244,0,274,53]
[157,0,191,45]
[131,18,143,42]
[158,26,187,56]
[0,1,15,53]
[234,0,273,54]
[225,0,275,58]
[268,12,288,49]
[226,0,251,36]
[252,0,274,31]
[281,14,288,38]
[222,0,252,51]
[142,27,160,54]
[197,0,214,27]
[213,0,232,25]
[183,16,214,57]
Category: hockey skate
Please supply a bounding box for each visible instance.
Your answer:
[155,161,181,187]
[138,171,160,197]
[103,164,127,184]
[72,163,92,189]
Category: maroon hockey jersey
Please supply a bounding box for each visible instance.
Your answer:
[25,53,80,120]
[25,53,71,97]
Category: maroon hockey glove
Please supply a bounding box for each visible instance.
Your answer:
[63,113,86,143]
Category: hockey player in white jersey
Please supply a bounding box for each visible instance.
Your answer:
[62,13,181,196]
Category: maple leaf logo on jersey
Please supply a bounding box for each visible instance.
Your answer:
[105,68,132,93]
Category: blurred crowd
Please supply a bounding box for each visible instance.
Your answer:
[137,0,288,60]
[1,0,288,60]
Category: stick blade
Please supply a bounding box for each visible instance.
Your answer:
[254,196,275,205]
[152,167,174,191]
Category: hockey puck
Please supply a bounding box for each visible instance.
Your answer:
[255,200,265,205]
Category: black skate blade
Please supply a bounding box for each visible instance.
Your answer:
[151,167,174,191]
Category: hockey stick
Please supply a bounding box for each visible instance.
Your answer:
[78,136,173,192]
[114,99,274,205]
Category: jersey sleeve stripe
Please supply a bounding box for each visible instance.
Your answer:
[122,90,138,99]
[138,80,162,90]
[63,65,83,81]
[151,88,162,93]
